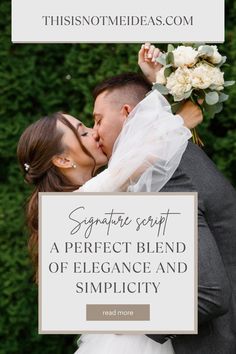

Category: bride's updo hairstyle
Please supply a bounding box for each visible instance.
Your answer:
[17,113,96,283]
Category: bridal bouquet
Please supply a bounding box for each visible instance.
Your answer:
[153,44,234,145]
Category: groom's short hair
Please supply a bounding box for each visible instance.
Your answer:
[93,72,152,105]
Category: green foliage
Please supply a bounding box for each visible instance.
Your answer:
[0,1,235,353]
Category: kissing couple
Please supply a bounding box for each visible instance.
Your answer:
[17,43,236,354]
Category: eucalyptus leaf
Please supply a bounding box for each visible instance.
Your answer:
[167,44,175,52]
[152,83,169,95]
[164,67,173,78]
[218,92,229,103]
[215,102,223,114]
[204,102,223,118]
[156,54,166,66]
[205,91,219,105]
[166,52,174,65]
[224,81,235,87]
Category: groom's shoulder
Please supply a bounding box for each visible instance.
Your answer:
[181,141,217,172]
[163,141,235,194]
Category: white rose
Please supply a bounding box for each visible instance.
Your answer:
[191,64,213,89]
[172,46,198,68]
[166,67,192,101]
[198,45,222,64]
[191,63,224,90]
[155,67,167,85]
[210,67,224,90]
[210,46,222,64]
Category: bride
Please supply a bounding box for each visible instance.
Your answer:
[17,44,200,354]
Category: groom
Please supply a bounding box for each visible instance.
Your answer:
[91,46,236,353]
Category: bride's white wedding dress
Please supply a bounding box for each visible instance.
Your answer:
[74,89,192,354]
[76,333,175,354]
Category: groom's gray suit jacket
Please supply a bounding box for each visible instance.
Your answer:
[146,141,236,354]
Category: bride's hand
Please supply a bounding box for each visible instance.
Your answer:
[138,42,163,84]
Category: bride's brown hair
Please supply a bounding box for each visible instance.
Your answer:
[17,113,96,283]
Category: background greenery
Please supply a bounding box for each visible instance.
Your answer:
[0,0,235,353]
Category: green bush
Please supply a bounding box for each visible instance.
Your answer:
[0,0,235,352]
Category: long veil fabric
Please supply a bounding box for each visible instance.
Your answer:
[80,90,191,192]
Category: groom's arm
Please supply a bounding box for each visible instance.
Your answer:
[146,209,231,344]
[145,177,232,344]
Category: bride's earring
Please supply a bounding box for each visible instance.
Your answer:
[71,163,77,169]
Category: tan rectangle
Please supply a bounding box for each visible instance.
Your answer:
[86,304,150,321]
